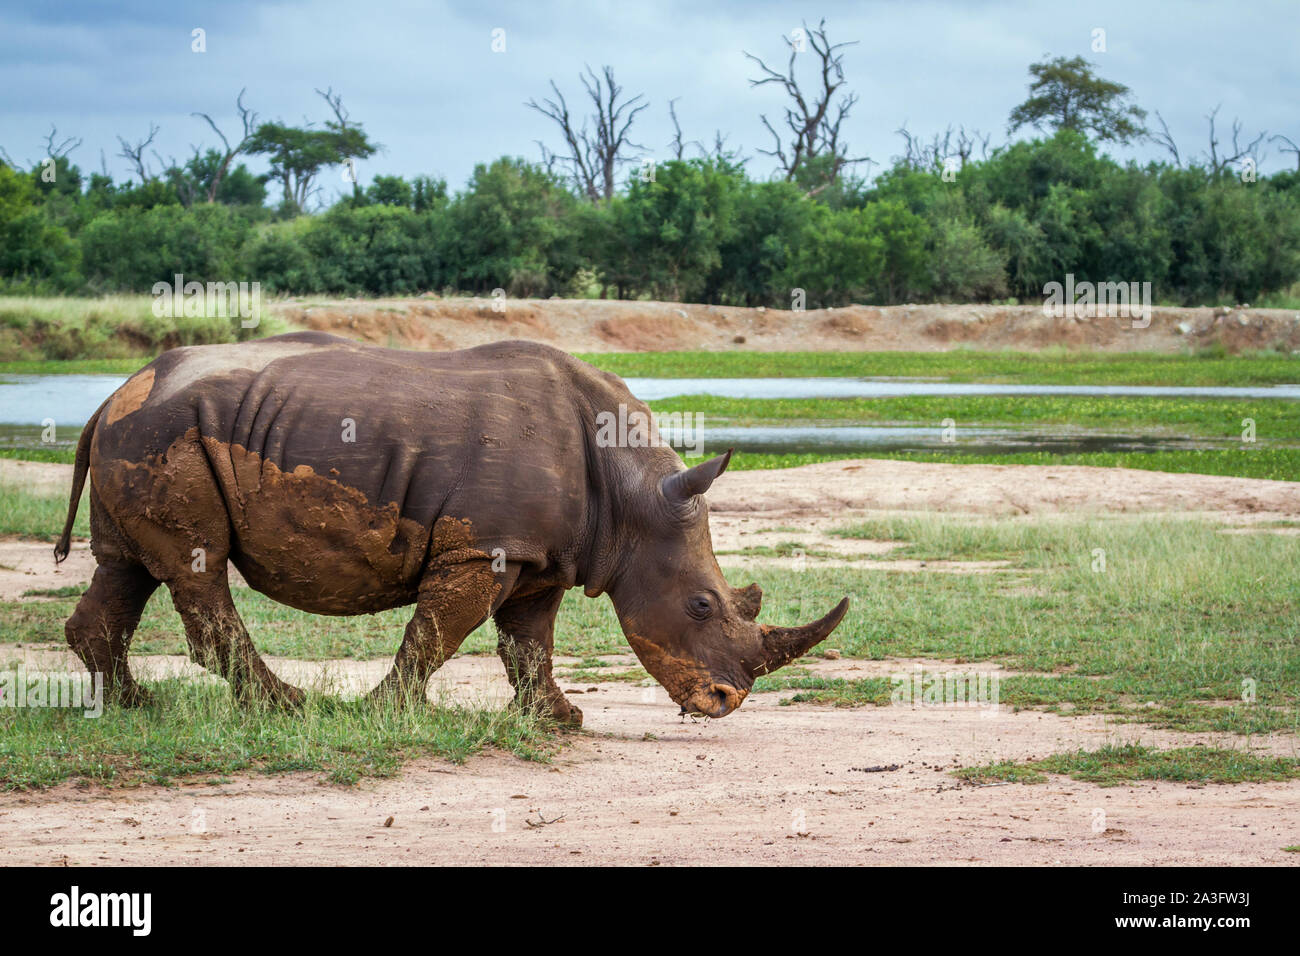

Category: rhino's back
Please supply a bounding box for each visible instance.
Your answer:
[91,334,599,611]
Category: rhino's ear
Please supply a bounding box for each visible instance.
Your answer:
[661,449,732,504]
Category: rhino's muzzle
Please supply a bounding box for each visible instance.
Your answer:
[681,682,748,718]
[754,597,851,677]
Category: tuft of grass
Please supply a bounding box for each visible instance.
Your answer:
[0,478,88,540]
[753,673,895,707]
[954,744,1300,787]
[0,678,555,791]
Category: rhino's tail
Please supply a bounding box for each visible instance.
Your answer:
[54,398,108,564]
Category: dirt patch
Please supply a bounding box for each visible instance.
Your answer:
[707,458,1300,521]
[268,297,1300,354]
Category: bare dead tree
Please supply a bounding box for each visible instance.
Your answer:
[0,145,16,168]
[1270,133,1300,171]
[1150,110,1181,167]
[192,88,258,203]
[117,123,160,183]
[527,65,648,201]
[534,140,561,176]
[743,19,866,187]
[953,126,992,166]
[710,129,743,164]
[1201,105,1266,174]
[42,125,82,161]
[315,86,353,131]
[667,98,709,161]
[895,123,989,172]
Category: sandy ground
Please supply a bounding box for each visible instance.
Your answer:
[2,457,1299,865]
[1,648,1297,866]
[277,296,1300,354]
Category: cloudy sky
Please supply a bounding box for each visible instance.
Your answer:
[2,0,1296,202]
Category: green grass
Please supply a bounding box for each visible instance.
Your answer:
[0,294,286,363]
[0,358,150,375]
[582,349,1300,386]
[683,447,1300,481]
[652,393,1300,439]
[752,673,895,706]
[0,479,87,539]
[0,447,79,464]
[6,445,1297,480]
[0,679,554,791]
[954,744,1300,787]
[8,346,1300,384]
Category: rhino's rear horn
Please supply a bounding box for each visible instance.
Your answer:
[754,597,850,675]
[661,449,732,503]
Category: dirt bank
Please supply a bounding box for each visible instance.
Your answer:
[278,297,1300,354]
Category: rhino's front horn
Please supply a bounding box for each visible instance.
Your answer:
[754,597,850,675]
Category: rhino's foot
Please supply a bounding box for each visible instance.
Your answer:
[231,674,306,711]
[364,669,431,708]
[513,690,584,728]
[113,682,155,708]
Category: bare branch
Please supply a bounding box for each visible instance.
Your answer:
[527,65,647,201]
[192,88,258,202]
[1201,104,1265,173]
[1270,133,1300,172]
[42,125,82,161]
[117,123,160,183]
[743,19,865,183]
[1150,111,1181,167]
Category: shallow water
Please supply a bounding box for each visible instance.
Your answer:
[656,425,1218,458]
[0,372,1291,458]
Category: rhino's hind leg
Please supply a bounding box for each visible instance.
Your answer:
[65,560,160,707]
[166,569,305,709]
[367,559,510,703]
[494,586,581,727]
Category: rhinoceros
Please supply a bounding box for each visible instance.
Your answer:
[56,332,848,724]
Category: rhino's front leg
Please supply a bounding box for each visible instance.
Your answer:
[494,585,582,727]
[367,559,514,702]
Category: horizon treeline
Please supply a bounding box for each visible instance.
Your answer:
[3,131,1297,309]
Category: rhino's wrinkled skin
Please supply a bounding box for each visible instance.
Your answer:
[57,332,848,723]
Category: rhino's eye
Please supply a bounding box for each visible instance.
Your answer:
[687,593,714,621]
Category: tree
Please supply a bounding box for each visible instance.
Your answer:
[315,87,380,198]
[744,19,867,192]
[1008,55,1147,144]
[116,123,160,183]
[247,91,378,214]
[527,65,648,202]
[191,89,258,203]
[608,158,742,301]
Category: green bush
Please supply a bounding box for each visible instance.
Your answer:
[79,204,254,291]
